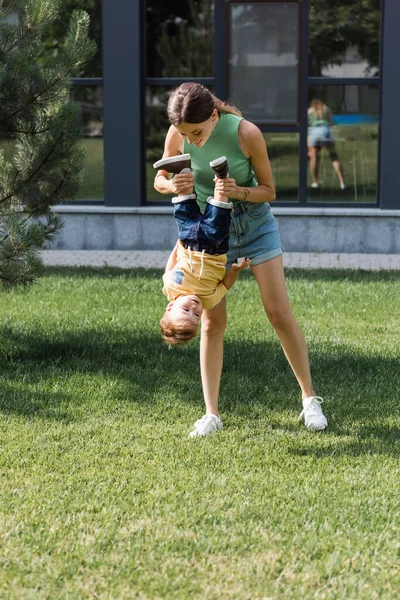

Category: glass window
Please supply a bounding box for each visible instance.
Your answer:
[71,86,104,200]
[39,1,103,77]
[146,87,172,202]
[146,0,214,77]
[0,86,103,202]
[306,85,379,203]
[229,3,299,123]
[264,133,299,201]
[309,0,381,77]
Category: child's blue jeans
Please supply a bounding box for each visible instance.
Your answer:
[174,198,231,255]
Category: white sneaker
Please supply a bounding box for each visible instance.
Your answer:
[340,182,347,190]
[311,182,319,188]
[299,396,328,431]
[189,414,223,438]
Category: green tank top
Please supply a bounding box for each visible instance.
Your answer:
[308,108,330,128]
[184,112,258,211]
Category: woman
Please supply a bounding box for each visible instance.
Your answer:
[154,83,327,437]
[307,99,346,189]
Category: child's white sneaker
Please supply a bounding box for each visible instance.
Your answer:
[299,396,328,431]
[189,414,223,438]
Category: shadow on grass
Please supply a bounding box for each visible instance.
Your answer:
[289,424,400,459]
[0,380,74,422]
[1,321,399,456]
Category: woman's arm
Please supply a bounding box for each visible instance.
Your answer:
[154,126,194,196]
[213,120,276,203]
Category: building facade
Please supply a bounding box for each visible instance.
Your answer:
[55,0,400,252]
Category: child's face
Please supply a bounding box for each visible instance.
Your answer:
[174,109,219,148]
[167,295,203,326]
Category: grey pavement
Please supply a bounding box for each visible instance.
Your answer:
[40,250,400,271]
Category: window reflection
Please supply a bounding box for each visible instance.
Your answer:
[229,3,299,123]
[146,87,171,202]
[309,0,381,77]
[146,0,214,77]
[71,86,104,200]
[306,86,379,203]
[264,134,299,201]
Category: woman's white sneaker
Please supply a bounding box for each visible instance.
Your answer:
[189,414,223,438]
[299,396,328,431]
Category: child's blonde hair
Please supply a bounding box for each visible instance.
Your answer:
[160,313,199,346]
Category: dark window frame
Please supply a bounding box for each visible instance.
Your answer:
[69,0,397,210]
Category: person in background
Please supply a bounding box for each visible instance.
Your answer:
[307,98,346,190]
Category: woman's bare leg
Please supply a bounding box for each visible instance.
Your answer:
[327,143,345,186]
[309,146,319,186]
[252,255,315,399]
[200,297,227,415]
[331,158,345,186]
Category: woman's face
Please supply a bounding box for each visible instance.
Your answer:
[174,109,219,148]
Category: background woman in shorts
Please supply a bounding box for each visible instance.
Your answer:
[307,98,346,190]
[154,83,328,437]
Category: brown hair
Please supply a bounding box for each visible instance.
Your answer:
[167,82,242,125]
[310,99,329,120]
[160,313,199,346]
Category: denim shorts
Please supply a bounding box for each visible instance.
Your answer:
[174,198,231,255]
[308,125,333,147]
[227,202,283,267]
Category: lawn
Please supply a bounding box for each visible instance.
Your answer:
[1,267,399,599]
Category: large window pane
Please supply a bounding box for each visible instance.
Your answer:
[264,133,299,201]
[146,87,171,202]
[229,3,299,123]
[71,86,104,201]
[0,86,104,202]
[146,0,214,77]
[309,0,381,77]
[306,85,379,203]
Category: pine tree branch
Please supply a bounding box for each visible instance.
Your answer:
[0,23,33,58]
[1,68,70,123]
[0,112,73,205]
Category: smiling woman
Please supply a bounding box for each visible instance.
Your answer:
[154,82,328,438]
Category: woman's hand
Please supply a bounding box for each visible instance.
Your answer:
[169,172,194,195]
[213,176,239,199]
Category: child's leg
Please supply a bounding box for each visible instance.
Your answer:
[198,200,232,255]
[153,154,195,200]
[174,198,201,248]
[210,156,230,203]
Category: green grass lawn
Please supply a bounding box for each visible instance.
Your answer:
[1,267,400,599]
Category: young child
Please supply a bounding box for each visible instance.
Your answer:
[153,155,250,346]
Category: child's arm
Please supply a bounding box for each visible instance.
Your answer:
[222,258,251,289]
[165,240,180,272]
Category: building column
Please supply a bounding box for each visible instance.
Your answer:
[379,0,400,209]
[102,0,144,206]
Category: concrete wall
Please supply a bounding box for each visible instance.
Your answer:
[49,206,400,254]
